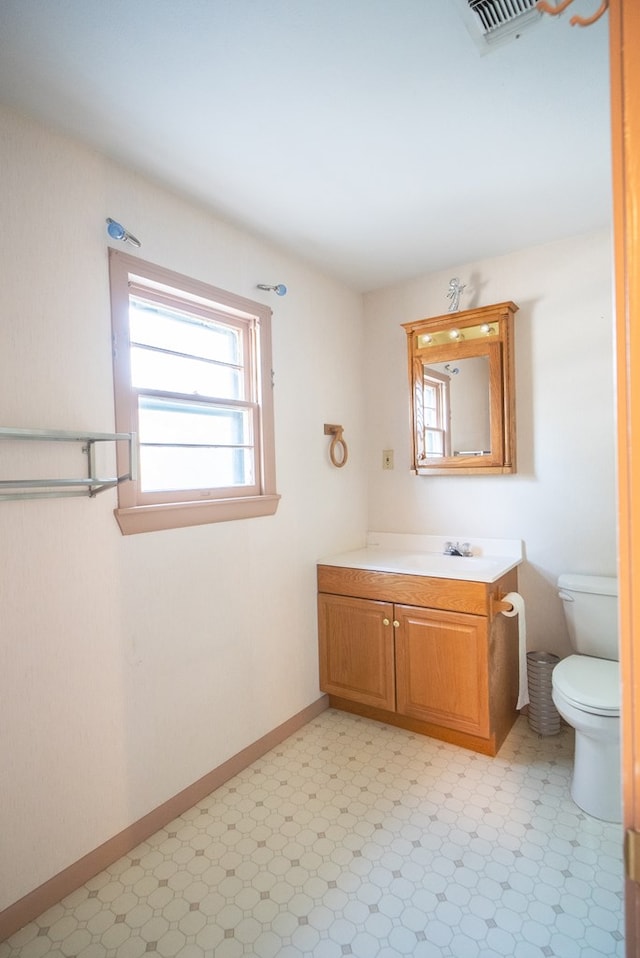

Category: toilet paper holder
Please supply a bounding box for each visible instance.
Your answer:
[492,594,515,616]
[492,590,528,710]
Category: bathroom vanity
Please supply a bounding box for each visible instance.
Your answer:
[317,534,523,756]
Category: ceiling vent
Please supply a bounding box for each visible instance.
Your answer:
[455,0,543,53]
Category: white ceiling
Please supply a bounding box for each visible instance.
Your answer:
[0,0,611,292]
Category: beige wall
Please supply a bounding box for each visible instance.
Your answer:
[0,102,617,916]
[0,106,367,911]
[364,228,616,658]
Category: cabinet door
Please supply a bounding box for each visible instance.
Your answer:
[318,593,395,710]
[395,604,489,737]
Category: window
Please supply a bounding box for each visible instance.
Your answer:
[109,250,279,534]
[422,369,450,459]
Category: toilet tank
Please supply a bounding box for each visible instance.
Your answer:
[558,573,619,660]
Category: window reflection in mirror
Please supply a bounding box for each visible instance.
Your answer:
[402,302,517,476]
[423,357,490,458]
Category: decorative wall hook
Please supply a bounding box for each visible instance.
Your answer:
[257,283,287,296]
[106,218,142,248]
[536,0,609,27]
[324,424,348,468]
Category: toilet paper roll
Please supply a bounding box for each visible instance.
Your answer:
[500,592,528,710]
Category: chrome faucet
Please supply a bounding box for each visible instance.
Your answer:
[443,541,472,557]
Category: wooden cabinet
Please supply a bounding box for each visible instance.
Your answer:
[318,564,519,756]
[318,594,395,710]
[401,301,518,476]
[395,604,489,738]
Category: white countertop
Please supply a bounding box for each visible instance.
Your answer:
[318,532,523,584]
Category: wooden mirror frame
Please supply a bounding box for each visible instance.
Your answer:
[402,301,518,476]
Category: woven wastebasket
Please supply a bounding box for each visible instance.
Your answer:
[527,651,561,735]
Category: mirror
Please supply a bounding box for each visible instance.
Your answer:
[423,356,491,457]
[402,301,518,475]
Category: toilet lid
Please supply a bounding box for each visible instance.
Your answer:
[552,655,620,715]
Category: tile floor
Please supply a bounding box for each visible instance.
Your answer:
[1,710,625,958]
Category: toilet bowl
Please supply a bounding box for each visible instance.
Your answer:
[552,654,620,822]
[552,574,621,823]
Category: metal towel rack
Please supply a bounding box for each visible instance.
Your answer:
[0,427,137,500]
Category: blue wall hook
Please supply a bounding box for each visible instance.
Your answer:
[257,283,287,296]
[106,218,141,248]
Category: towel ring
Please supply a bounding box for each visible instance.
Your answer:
[324,424,348,468]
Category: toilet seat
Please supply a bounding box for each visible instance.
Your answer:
[553,655,620,716]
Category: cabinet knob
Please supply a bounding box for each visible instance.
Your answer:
[383,618,390,626]
[393,620,400,628]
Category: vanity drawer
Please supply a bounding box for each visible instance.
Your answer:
[317,564,489,615]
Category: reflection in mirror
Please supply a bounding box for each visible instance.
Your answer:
[402,302,518,476]
[424,356,490,457]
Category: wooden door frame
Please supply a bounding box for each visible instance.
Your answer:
[610,3,640,954]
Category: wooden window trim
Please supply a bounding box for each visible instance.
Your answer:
[109,250,280,534]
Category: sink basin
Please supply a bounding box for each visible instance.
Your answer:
[318,548,521,583]
[399,553,510,576]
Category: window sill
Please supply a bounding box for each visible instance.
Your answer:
[114,494,281,535]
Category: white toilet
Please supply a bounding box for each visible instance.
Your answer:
[551,573,621,823]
